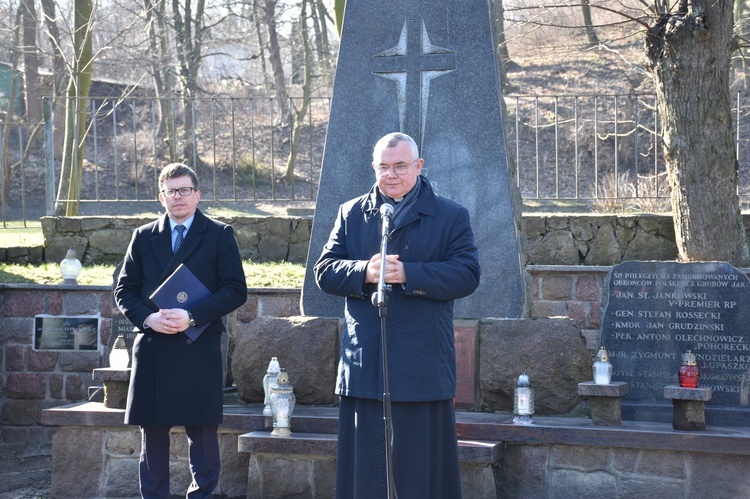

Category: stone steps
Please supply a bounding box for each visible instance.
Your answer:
[236,406,505,464]
[238,431,503,464]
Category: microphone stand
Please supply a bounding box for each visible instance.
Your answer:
[371,209,397,499]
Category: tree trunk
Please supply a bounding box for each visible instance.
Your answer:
[645,1,749,266]
[40,0,68,160]
[581,0,600,48]
[55,0,94,216]
[285,0,312,187]
[144,0,176,161]
[250,0,271,92]
[2,4,23,206]
[490,0,515,90]
[491,1,513,69]
[21,0,42,123]
[172,0,205,167]
[263,0,290,124]
[310,0,331,72]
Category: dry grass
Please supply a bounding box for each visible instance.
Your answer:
[592,170,671,213]
[0,260,305,287]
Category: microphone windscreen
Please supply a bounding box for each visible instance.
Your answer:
[380,203,394,217]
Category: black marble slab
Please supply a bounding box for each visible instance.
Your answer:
[600,261,750,426]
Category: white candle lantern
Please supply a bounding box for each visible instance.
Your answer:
[109,334,130,369]
[513,372,535,425]
[269,368,296,437]
[59,247,82,285]
[263,357,281,416]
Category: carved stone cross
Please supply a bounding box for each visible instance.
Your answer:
[370,19,457,147]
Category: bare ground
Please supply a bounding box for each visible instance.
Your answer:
[0,443,51,499]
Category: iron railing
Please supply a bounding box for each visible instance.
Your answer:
[3,93,750,227]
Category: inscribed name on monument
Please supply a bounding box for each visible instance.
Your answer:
[600,261,750,426]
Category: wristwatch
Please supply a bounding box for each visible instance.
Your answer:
[187,311,196,327]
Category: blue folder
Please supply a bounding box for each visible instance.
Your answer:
[149,264,211,340]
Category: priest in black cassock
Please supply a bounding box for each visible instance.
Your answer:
[314,132,481,498]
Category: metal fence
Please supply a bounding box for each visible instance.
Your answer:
[0,95,332,227]
[506,92,750,211]
[3,93,750,227]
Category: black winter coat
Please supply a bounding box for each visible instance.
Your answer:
[115,209,247,426]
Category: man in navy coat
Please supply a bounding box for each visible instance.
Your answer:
[314,133,481,498]
[115,163,247,498]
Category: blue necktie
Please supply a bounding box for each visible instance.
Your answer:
[173,225,186,253]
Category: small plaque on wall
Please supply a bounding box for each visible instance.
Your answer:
[34,315,99,350]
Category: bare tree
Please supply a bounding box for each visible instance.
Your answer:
[21,0,42,122]
[310,0,333,73]
[249,0,272,91]
[2,3,24,207]
[144,0,177,160]
[172,0,207,167]
[262,0,290,122]
[40,0,68,159]
[504,1,749,266]
[285,0,312,185]
[645,1,748,265]
[581,0,600,48]
[55,0,95,216]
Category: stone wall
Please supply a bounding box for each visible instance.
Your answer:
[26,213,690,265]
[44,412,750,498]
[39,215,314,264]
[0,266,603,445]
[497,443,750,497]
[0,263,629,447]
[0,284,301,445]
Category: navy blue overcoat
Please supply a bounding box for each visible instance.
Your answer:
[314,177,480,402]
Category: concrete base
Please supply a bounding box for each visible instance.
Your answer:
[42,403,750,498]
[664,385,712,432]
[93,368,131,410]
[578,381,629,426]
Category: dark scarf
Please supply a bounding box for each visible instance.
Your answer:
[379,176,422,231]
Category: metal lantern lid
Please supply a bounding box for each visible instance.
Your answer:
[682,350,697,366]
[59,247,82,281]
[113,334,127,350]
[595,346,610,363]
[517,372,531,387]
[272,368,293,394]
[266,357,280,374]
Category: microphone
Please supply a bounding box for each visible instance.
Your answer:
[379,203,394,235]
[372,203,394,307]
[380,202,394,221]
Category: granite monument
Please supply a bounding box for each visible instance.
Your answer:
[301,0,526,319]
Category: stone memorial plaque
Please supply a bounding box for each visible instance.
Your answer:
[34,316,99,350]
[600,261,750,426]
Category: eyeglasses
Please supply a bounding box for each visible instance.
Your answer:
[161,186,197,197]
[374,160,417,176]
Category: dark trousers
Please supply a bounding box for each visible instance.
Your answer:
[139,424,220,499]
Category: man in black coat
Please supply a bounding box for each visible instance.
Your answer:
[115,163,247,498]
